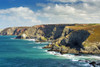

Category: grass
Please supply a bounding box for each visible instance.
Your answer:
[66,24,100,42]
[87,25,100,42]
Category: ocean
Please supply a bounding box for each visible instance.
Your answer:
[0,36,99,67]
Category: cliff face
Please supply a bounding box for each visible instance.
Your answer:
[0,27,29,35]
[1,24,100,54]
[16,24,75,41]
[60,30,90,50]
[15,24,100,54]
[44,24,100,54]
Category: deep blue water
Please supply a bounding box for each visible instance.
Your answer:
[0,36,96,67]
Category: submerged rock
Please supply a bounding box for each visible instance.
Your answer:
[89,61,96,67]
[88,60,100,67]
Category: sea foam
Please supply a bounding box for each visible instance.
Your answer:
[25,39,35,41]
[10,38,15,39]
[46,50,100,61]
[33,46,42,49]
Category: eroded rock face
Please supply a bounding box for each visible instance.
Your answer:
[61,28,74,37]
[46,30,90,54]
[64,30,90,50]
[16,24,75,40]
[50,26,65,39]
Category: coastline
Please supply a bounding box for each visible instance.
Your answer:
[45,47,100,67]
[1,35,100,67]
[22,38,100,67]
[11,37,100,60]
[1,24,100,67]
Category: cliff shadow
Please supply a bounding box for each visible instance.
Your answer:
[62,30,90,50]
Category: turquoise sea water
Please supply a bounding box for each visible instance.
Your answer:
[0,36,99,67]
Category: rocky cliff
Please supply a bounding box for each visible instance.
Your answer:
[1,24,100,54]
[0,27,29,35]
[43,24,100,54]
[16,24,75,40]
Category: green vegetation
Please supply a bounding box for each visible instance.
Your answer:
[40,36,47,41]
[65,24,100,42]
[87,26,100,42]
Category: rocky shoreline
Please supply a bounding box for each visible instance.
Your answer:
[43,43,100,67]
[0,24,100,67]
[44,48,100,67]
[1,24,100,55]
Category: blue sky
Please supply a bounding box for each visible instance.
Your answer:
[0,0,100,29]
[0,0,48,10]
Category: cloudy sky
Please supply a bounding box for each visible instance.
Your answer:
[0,0,100,28]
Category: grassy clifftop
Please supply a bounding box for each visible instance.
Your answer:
[65,24,100,42]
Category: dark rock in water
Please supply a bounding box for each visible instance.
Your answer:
[96,63,100,65]
[16,36,22,39]
[96,61,100,66]
[74,54,82,56]
[89,61,96,67]
[89,61,96,64]
[89,61,100,67]
[48,49,54,51]
[78,60,90,63]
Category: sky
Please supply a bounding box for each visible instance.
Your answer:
[0,0,100,29]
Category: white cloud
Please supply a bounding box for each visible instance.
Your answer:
[0,7,41,28]
[49,0,77,2]
[49,0,100,2]
[0,0,100,28]
[36,0,100,24]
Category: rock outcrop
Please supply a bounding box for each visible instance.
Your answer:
[0,27,29,35]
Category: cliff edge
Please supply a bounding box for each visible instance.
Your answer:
[1,24,100,54]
